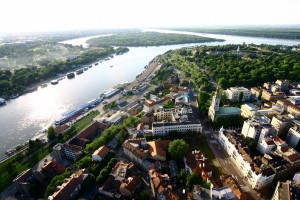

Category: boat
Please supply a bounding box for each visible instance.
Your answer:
[57,77,65,81]
[100,88,119,98]
[66,72,75,79]
[95,63,99,66]
[110,65,113,68]
[89,65,92,68]
[76,69,84,75]
[84,67,88,71]
[5,149,15,156]
[50,80,59,85]
[105,58,110,61]
[10,94,19,99]
[0,98,6,105]
[40,83,48,88]
[55,97,103,125]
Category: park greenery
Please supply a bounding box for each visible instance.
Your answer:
[172,27,300,39]
[168,139,189,161]
[86,115,140,152]
[87,32,223,47]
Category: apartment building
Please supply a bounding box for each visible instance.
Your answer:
[225,87,251,101]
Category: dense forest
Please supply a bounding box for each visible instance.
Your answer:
[0,48,114,96]
[195,44,300,88]
[87,32,223,47]
[172,28,300,39]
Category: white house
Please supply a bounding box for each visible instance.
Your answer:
[225,87,251,101]
[92,145,109,162]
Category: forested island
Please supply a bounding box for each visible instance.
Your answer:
[87,32,223,47]
[0,47,114,96]
[171,27,300,40]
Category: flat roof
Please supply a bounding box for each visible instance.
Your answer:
[217,107,241,115]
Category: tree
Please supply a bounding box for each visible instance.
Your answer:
[47,126,56,141]
[168,139,189,161]
[238,92,244,102]
[79,156,92,168]
[197,91,211,114]
[163,99,175,109]
[178,169,189,187]
[138,190,150,200]
[186,173,201,191]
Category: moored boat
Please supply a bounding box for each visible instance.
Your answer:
[0,98,6,105]
[40,83,48,88]
[76,69,84,75]
[84,67,88,71]
[50,80,59,85]
[67,72,75,79]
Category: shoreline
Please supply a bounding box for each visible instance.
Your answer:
[0,54,163,161]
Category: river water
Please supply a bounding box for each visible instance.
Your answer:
[0,30,299,158]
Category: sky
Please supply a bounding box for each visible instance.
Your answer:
[1,0,300,33]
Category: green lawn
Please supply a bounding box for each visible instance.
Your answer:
[73,110,100,131]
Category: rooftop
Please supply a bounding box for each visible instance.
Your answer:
[93,145,109,158]
[217,107,241,115]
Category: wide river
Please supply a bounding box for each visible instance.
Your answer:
[0,30,299,159]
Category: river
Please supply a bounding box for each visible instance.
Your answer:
[0,30,299,159]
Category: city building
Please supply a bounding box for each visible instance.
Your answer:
[286,125,300,149]
[92,145,109,162]
[211,186,238,200]
[219,128,275,189]
[275,79,289,91]
[271,115,293,139]
[152,106,202,136]
[123,139,171,170]
[208,91,241,121]
[241,115,272,141]
[184,150,212,181]
[225,87,251,101]
[48,169,88,200]
[272,172,300,200]
[241,103,259,118]
[53,143,83,162]
[119,176,141,197]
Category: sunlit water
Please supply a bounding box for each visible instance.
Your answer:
[0,30,299,158]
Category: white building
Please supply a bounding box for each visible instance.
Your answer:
[152,106,202,136]
[257,138,276,154]
[286,125,300,149]
[218,128,275,189]
[92,145,109,162]
[241,103,259,118]
[241,116,272,141]
[225,87,251,101]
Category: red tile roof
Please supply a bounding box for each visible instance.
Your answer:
[51,169,88,200]
[94,145,109,158]
[76,121,108,140]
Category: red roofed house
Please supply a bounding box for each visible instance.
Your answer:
[92,145,109,162]
[41,160,66,179]
[76,121,108,140]
[49,169,88,200]
[184,150,212,181]
[119,176,141,197]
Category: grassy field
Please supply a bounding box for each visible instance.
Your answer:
[73,110,100,131]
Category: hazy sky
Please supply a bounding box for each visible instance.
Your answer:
[1,0,300,33]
